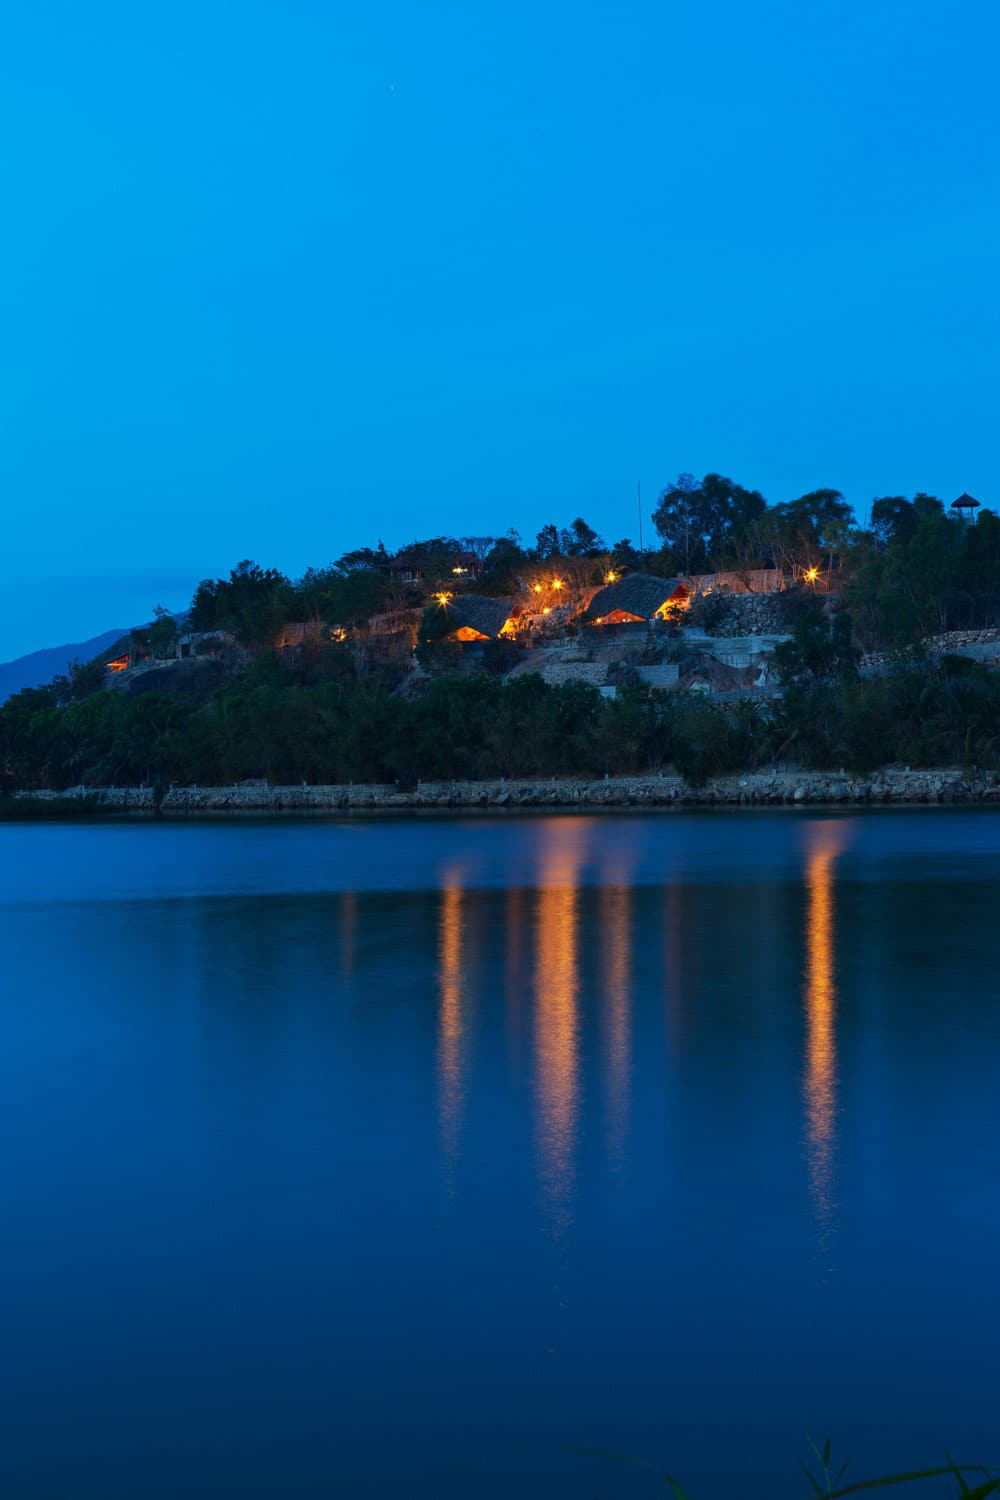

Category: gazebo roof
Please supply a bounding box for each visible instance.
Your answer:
[951,493,981,510]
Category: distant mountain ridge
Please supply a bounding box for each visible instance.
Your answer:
[0,629,128,704]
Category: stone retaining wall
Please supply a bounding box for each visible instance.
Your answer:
[13,767,1000,813]
[685,591,796,637]
[636,664,681,689]
[534,662,608,688]
[862,628,1000,673]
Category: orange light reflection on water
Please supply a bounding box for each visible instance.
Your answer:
[534,822,588,1222]
[437,874,466,1166]
[664,880,685,1057]
[505,884,527,1059]
[600,878,632,1166]
[802,820,853,1246]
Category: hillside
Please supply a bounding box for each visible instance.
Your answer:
[2,484,999,791]
[0,629,128,705]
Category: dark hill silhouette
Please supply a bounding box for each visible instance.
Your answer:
[0,628,127,704]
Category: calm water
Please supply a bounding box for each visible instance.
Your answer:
[1,811,999,1497]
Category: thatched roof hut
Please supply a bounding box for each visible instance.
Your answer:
[444,595,516,641]
[580,573,688,625]
[273,621,324,649]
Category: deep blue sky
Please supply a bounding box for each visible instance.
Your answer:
[2,0,998,659]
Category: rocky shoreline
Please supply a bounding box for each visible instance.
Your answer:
[8,767,1000,814]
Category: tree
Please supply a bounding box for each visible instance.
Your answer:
[149,605,178,659]
[480,532,527,594]
[900,508,964,634]
[459,535,498,564]
[651,474,703,572]
[189,579,221,630]
[188,561,292,645]
[294,565,391,626]
[913,492,945,524]
[69,659,104,701]
[773,606,858,687]
[394,536,460,563]
[652,473,767,573]
[767,489,852,566]
[963,509,1000,626]
[534,523,561,559]
[841,531,887,650]
[560,517,605,557]
[609,538,641,573]
[871,496,917,549]
[332,544,388,575]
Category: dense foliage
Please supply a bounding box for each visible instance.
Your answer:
[3,600,1000,792]
[845,498,1000,647]
[178,482,1000,653]
[4,477,1000,792]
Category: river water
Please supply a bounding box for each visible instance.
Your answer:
[1,812,998,1497]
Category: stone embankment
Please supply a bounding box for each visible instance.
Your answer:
[688,591,798,637]
[861,628,1000,673]
[12,768,1000,814]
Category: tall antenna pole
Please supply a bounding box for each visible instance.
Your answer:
[637,480,644,561]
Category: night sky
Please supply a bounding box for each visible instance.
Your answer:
[3,0,998,659]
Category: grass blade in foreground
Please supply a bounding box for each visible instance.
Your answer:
[568,1444,999,1498]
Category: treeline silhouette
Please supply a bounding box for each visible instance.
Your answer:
[146,479,1000,652]
[3,475,1000,791]
[3,606,1000,790]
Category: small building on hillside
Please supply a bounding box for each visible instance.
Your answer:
[438,595,516,641]
[368,608,422,649]
[177,630,236,659]
[273,621,324,650]
[385,550,482,585]
[580,573,690,626]
[951,493,981,525]
[99,632,143,675]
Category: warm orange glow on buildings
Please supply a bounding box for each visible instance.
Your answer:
[653,591,691,620]
[594,609,644,626]
[453,625,490,641]
[106,655,131,673]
